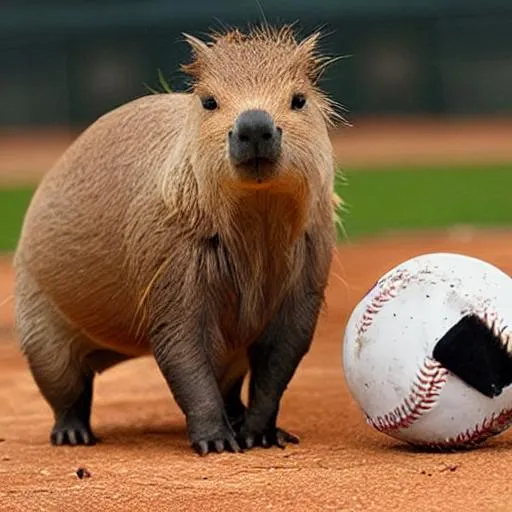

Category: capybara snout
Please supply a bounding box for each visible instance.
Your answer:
[229,109,282,171]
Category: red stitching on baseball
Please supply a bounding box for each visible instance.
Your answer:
[356,269,432,336]
[367,357,448,433]
[420,408,512,449]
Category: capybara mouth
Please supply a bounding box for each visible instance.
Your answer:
[235,157,278,183]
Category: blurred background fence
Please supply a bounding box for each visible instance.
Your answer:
[2,0,512,129]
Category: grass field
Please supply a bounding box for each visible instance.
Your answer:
[0,163,511,252]
[336,162,512,241]
[0,188,34,252]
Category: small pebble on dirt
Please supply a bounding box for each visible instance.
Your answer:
[1,456,10,461]
[76,467,92,479]
[0,438,5,443]
[439,463,459,473]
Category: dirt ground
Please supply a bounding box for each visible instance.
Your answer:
[1,229,512,512]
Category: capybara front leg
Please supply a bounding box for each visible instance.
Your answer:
[238,292,324,450]
[151,324,241,456]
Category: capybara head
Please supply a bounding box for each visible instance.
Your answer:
[181,25,339,194]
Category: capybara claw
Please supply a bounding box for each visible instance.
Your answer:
[192,433,241,456]
[238,427,299,450]
[274,428,300,448]
[50,421,97,446]
[240,433,255,450]
[192,440,209,456]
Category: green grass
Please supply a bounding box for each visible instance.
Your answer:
[337,163,512,240]
[0,163,511,252]
[0,188,34,252]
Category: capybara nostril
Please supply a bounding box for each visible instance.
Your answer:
[229,109,282,166]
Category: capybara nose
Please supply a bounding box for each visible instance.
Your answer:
[229,109,282,165]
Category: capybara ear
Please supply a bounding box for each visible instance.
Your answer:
[181,33,211,79]
[294,32,325,83]
[295,31,343,86]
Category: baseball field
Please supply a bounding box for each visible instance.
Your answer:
[1,119,512,511]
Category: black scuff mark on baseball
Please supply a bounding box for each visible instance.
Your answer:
[432,314,512,398]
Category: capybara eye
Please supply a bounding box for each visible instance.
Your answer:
[291,93,306,110]
[201,96,218,111]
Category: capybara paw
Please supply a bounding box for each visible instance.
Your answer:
[191,428,241,456]
[238,426,300,450]
[50,420,97,446]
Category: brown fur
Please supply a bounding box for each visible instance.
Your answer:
[13,24,338,453]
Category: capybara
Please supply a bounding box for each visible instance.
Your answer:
[13,24,339,455]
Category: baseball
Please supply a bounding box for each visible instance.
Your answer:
[342,252,512,449]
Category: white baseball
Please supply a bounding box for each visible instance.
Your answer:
[343,252,512,449]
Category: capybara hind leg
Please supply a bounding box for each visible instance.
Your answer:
[23,329,97,446]
[14,271,98,446]
[49,372,96,446]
